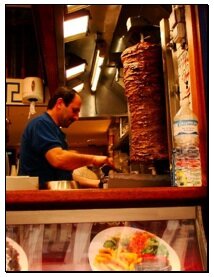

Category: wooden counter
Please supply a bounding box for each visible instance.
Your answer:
[6,186,207,210]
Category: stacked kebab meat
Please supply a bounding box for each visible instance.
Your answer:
[121,41,168,164]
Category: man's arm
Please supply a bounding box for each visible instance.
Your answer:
[45,147,113,170]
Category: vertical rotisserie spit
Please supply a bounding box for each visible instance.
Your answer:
[121,41,168,164]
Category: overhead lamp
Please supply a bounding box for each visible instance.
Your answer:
[90,49,105,92]
[63,10,89,43]
[66,77,84,93]
[66,63,86,80]
[65,54,86,80]
[72,82,84,92]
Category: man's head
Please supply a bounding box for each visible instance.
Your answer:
[47,86,82,128]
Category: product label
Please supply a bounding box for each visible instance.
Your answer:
[174,119,198,136]
[173,145,202,186]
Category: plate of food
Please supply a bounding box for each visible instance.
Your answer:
[6,237,28,271]
[88,226,180,271]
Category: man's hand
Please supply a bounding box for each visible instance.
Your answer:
[92,156,114,167]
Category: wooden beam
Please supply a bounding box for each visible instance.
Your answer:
[185,5,208,186]
[32,5,60,97]
[54,5,65,87]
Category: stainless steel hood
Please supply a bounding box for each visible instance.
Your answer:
[6,4,172,118]
[64,4,171,117]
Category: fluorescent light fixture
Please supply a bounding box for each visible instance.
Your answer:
[90,50,104,92]
[64,10,89,42]
[126,17,132,32]
[72,82,84,92]
[66,63,86,80]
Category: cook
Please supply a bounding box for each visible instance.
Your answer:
[18,86,113,189]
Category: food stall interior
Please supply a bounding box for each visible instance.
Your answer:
[6,4,208,272]
[6,4,173,179]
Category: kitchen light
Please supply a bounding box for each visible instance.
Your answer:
[72,82,84,92]
[66,63,86,80]
[90,50,104,92]
[63,10,89,43]
[66,77,84,93]
[126,17,132,32]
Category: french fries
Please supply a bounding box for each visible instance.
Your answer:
[95,248,113,263]
[92,229,171,271]
[94,247,142,271]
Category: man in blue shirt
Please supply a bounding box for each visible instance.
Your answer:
[19,86,113,189]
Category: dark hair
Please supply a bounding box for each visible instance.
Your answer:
[47,86,79,109]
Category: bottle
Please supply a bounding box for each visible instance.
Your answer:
[173,96,202,186]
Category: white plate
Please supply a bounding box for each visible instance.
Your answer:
[6,237,28,271]
[88,226,181,271]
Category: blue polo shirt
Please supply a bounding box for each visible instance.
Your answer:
[18,112,72,189]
